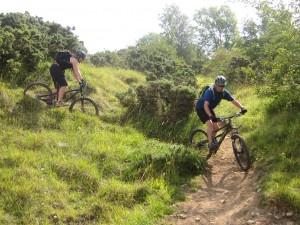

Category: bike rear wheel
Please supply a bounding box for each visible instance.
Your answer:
[189,129,212,159]
[24,82,53,105]
[231,134,251,171]
[69,97,100,116]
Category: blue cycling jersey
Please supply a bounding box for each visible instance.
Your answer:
[196,86,234,110]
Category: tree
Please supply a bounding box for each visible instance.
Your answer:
[0,12,86,84]
[90,50,125,68]
[193,5,238,54]
[159,5,194,63]
[122,33,197,123]
[125,33,195,86]
[239,19,263,68]
[240,1,300,109]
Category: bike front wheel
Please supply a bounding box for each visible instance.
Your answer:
[189,129,212,159]
[231,134,251,171]
[69,97,100,116]
[24,82,53,105]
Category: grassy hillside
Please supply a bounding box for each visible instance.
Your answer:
[216,82,300,213]
[144,73,300,213]
[0,68,205,225]
[1,66,299,224]
[248,109,300,212]
[56,65,144,118]
[79,65,146,113]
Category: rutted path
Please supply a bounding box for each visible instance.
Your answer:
[161,139,299,225]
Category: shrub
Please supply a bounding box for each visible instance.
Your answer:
[90,51,126,68]
[123,145,206,183]
[116,87,138,107]
[0,12,85,85]
[134,79,196,122]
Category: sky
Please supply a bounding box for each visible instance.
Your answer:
[1,0,258,54]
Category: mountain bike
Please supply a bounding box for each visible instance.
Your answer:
[189,112,251,171]
[24,81,100,115]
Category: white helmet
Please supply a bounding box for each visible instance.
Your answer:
[215,75,227,86]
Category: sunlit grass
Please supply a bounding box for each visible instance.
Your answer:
[1,67,300,224]
[218,85,300,212]
[0,80,205,224]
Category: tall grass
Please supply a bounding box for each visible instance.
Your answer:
[1,66,299,225]
[218,83,300,213]
[247,110,300,212]
[0,72,206,225]
[79,65,145,113]
[123,75,214,144]
[126,73,300,213]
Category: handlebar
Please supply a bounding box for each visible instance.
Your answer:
[79,80,87,91]
[219,111,246,122]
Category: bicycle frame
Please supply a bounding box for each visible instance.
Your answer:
[213,121,233,149]
[51,86,84,103]
[62,88,81,102]
[35,86,84,107]
[190,112,250,168]
[212,114,241,152]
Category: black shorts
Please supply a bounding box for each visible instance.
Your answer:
[196,107,216,124]
[50,64,68,89]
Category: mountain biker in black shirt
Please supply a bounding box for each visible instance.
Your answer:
[50,50,86,106]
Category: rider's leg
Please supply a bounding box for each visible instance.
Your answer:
[57,86,67,102]
[196,108,217,150]
[206,120,214,145]
[208,122,219,143]
[50,63,68,102]
[207,121,218,152]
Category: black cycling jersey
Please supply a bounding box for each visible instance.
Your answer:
[55,51,73,70]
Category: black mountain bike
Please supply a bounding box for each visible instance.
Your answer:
[189,112,251,171]
[24,82,100,115]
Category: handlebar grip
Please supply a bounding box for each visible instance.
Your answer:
[241,109,247,115]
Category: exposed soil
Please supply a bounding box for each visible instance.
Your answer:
[161,138,299,225]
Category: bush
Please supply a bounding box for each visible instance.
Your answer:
[226,56,255,84]
[90,51,126,68]
[116,87,138,107]
[0,12,86,85]
[168,85,196,122]
[123,144,206,183]
[125,35,196,87]
[134,79,196,123]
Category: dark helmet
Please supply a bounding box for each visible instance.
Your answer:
[74,50,86,61]
[215,75,227,86]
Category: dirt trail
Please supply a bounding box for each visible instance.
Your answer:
[161,139,299,225]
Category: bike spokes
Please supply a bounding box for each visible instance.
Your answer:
[196,140,207,148]
[69,97,99,115]
[232,135,251,171]
[189,129,213,159]
[190,130,208,148]
[24,83,53,105]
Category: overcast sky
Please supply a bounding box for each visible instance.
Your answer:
[1,0,258,53]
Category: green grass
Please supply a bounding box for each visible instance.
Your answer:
[217,84,300,213]
[246,111,300,212]
[1,66,300,224]
[79,65,146,113]
[122,75,214,144]
[127,73,300,214]
[0,68,206,225]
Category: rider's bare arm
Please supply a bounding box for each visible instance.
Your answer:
[204,101,213,117]
[70,57,83,83]
[231,99,244,109]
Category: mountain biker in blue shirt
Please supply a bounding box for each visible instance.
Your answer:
[50,50,86,106]
[195,75,247,152]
